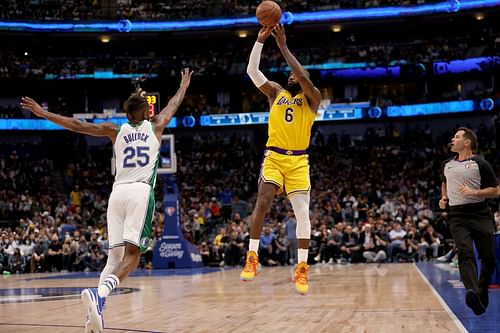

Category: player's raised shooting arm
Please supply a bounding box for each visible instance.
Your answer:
[154,68,193,133]
[272,24,321,112]
[20,97,118,140]
[247,26,282,102]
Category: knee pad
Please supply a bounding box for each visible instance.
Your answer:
[290,193,311,239]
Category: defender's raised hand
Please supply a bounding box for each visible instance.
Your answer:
[20,97,45,118]
[180,67,193,89]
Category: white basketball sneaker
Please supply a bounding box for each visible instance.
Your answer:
[81,288,105,333]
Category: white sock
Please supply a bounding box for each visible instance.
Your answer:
[98,274,120,298]
[249,239,260,253]
[298,248,308,264]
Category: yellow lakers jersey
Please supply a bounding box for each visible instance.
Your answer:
[266,90,316,150]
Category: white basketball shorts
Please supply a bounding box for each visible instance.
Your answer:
[107,182,155,253]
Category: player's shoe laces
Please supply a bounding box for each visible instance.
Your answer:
[240,251,261,281]
[291,262,309,295]
[81,288,106,333]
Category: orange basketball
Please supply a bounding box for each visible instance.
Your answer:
[256,1,281,27]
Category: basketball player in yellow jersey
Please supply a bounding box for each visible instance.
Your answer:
[240,24,321,294]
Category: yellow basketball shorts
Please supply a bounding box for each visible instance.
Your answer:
[259,150,311,196]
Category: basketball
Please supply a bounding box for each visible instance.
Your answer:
[256,1,281,27]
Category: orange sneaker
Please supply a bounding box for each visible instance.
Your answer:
[240,251,261,281]
[291,262,309,295]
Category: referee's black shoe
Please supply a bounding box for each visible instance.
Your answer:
[465,289,486,315]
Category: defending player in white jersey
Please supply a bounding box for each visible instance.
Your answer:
[20,68,193,333]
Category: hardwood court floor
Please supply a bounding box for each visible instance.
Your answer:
[0,263,466,333]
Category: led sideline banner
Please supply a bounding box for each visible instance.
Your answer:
[0,0,499,32]
[0,117,177,130]
[44,72,158,80]
[199,105,364,127]
[386,100,475,117]
[200,112,269,127]
[313,56,498,80]
[317,105,364,121]
[0,119,64,130]
[433,57,500,75]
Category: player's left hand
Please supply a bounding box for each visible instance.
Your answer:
[459,183,477,197]
[271,24,287,50]
[180,67,194,89]
[20,97,46,118]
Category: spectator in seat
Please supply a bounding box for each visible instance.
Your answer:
[359,224,387,263]
[9,247,26,273]
[31,239,46,272]
[273,227,289,265]
[387,222,406,262]
[259,226,277,266]
[62,237,74,272]
[340,225,360,263]
[325,224,343,263]
[47,233,63,272]
[419,225,442,260]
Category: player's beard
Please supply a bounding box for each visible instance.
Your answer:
[287,82,301,96]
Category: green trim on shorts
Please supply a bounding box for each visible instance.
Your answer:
[138,186,155,253]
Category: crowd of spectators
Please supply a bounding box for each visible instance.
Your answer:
[0,0,442,21]
[3,120,498,273]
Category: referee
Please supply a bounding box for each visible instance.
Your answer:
[440,127,498,316]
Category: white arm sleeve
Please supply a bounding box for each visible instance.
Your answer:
[247,42,268,88]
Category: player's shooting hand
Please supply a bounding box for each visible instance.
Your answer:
[271,24,287,50]
[459,184,477,197]
[257,25,273,43]
[20,97,46,118]
[180,67,193,88]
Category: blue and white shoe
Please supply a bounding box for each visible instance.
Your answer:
[81,288,105,333]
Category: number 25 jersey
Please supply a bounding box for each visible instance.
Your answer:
[266,90,316,151]
[114,120,160,187]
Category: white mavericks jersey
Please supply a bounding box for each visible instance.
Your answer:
[114,120,160,187]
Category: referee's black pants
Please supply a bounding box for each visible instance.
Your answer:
[449,203,496,294]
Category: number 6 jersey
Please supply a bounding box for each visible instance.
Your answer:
[266,90,316,151]
[113,120,160,187]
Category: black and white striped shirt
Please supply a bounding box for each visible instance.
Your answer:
[442,155,497,206]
